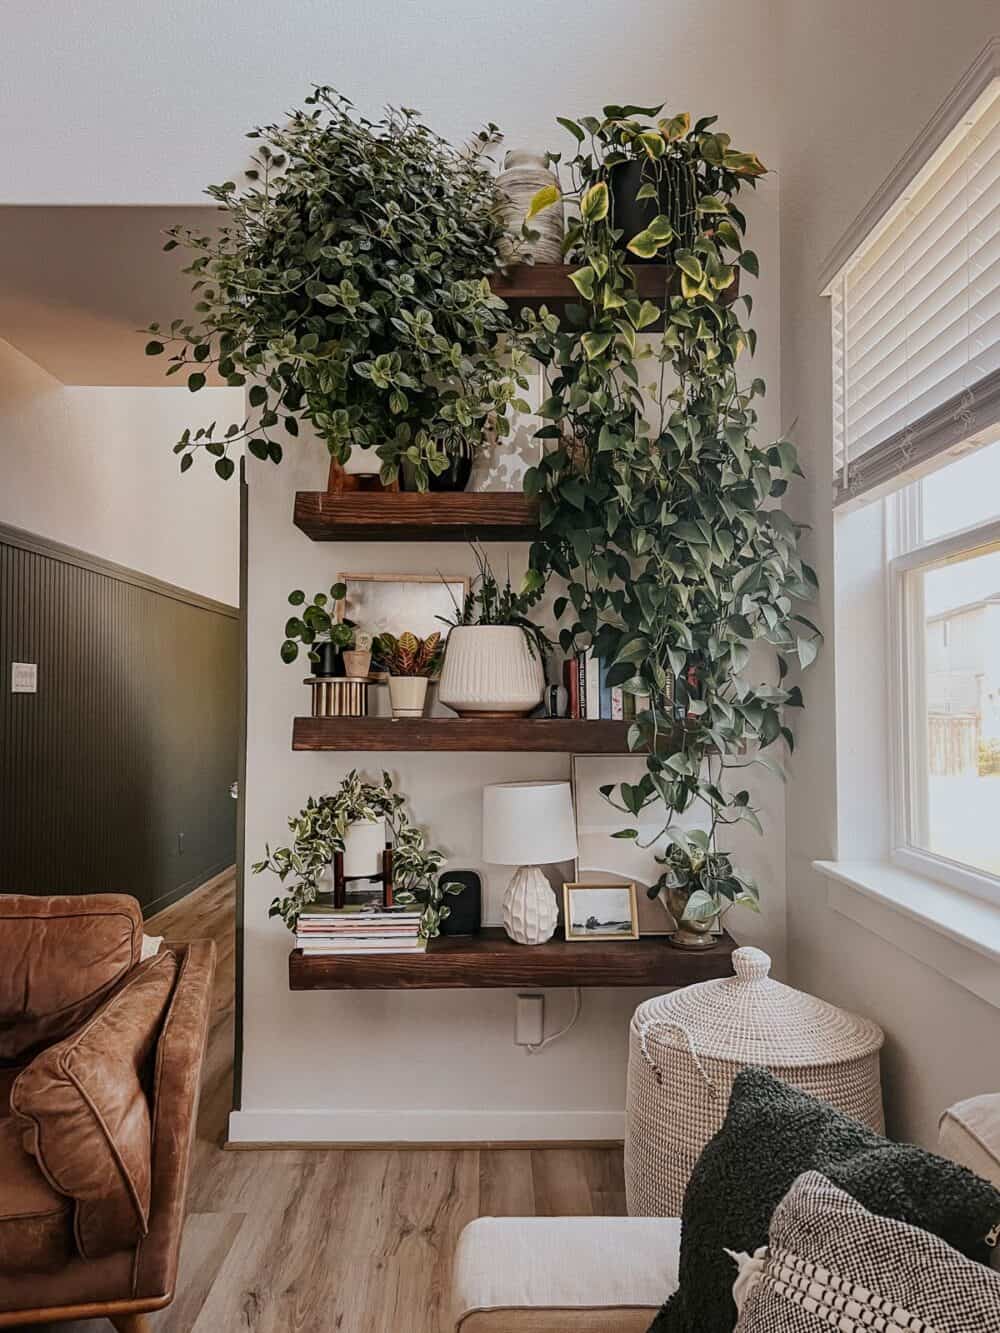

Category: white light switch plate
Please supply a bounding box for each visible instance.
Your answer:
[11,662,38,693]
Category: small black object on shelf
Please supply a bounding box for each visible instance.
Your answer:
[439,869,482,936]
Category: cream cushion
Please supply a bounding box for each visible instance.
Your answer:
[939,1093,1000,1188]
[452,1216,680,1332]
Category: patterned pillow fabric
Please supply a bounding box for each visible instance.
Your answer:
[735,1170,1000,1331]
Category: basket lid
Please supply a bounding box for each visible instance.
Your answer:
[635,946,883,1066]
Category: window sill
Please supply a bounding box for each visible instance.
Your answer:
[813,860,1000,1009]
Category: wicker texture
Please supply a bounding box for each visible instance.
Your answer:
[625,947,884,1216]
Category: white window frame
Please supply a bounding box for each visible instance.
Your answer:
[887,486,1000,905]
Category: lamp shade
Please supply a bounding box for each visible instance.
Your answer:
[482,781,578,867]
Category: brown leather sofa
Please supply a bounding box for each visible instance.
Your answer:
[0,893,215,1331]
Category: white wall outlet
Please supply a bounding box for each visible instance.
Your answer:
[11,662,38,693]
[514,993,544,1047]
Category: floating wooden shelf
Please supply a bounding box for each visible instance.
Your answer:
[292,716,641,754]
[289,926,736,990]
[488,263,739,308]
[293,491,539,543]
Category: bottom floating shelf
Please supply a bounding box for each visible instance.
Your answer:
[288,927,737,990]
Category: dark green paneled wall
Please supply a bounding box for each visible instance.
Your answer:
[0,525,238,915]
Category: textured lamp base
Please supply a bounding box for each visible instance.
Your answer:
[502,865,559,946]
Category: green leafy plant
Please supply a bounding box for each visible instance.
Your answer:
[254,769,460,936]
[281,582,352,665]
[438,543,553,659]
[520,104,820,923]
[144,86,531,488]
[648,827,758,926]
[374,631,442,677]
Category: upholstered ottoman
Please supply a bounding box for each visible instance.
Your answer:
[451,1215,679,1332]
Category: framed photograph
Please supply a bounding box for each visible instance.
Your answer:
[563,881,639,942]
[336,572,469,643]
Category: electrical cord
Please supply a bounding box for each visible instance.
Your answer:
[525,987,583,1054]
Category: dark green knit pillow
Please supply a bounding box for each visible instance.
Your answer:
[650,1067,1000,1333]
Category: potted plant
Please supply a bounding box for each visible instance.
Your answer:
[281,582,352,676]
[650,828,758,950]
[437,546,551,717]
[255,770,461,937]
[343,629,373,679]
[374,632,442,718]
[144,86,532,490]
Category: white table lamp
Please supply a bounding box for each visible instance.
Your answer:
[482,781,578,945]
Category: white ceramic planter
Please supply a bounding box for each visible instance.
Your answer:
[342,818,385,878]
[388,675,429,718]
[438,626,545,717]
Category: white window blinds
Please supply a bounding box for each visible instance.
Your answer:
[828,75,1000,506]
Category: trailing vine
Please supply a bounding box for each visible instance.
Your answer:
[521,105,821,919]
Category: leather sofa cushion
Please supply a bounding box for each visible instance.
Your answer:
[0,893,143,1064]
[452,1217,680,1332]
[12,949,178,1261]
[0,1118,72,1273]
[0,1068,23,1118]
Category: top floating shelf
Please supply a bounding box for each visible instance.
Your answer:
[488,262,740,308]
[293,491,539,542]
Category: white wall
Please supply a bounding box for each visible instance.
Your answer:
[0,338,241,604]
[777,4,1000,1147]
[230,0,785,1141]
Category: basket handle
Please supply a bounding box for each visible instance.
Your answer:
[637,1017,719,1096]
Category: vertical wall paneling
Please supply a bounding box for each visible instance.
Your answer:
[0,523,238,914]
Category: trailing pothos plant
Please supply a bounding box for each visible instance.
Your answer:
[144,86,531,488]
[520,104,821,919]
[254,770,461,937]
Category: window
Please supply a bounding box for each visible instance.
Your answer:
[889,438,1000,896]
[826,58,1000,902]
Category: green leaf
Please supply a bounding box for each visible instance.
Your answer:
[697,194,729,214]
[214,456,235,481]
[568,266,596,300]
[674,251,703,282]
[659,112,690,141]
[797,635,819,669]
[739,250,760,277]
[179,453,193,473]
[637,131,665,160]
[556,116,585,143]
[580,181,609,223]
[187,372,206,393]
[582,331,613,360]
[526,183,560,220]
[249,385,267,407]
[626,228,662,260]
[144,340,164,356]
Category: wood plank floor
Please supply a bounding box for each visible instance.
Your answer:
[38,873,626,1333]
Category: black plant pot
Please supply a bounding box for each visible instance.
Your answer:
[428,454,474,493]
[610,160,665,259]
[310,642,343,677]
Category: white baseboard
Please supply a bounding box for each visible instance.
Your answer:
[227,1107,626,1146]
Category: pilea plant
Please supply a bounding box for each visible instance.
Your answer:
[521,105,820,915]
[281,581,350,666]
[255,770,461,937]
[144,86,531,488]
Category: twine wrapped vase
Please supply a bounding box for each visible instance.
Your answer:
[625,947,884,1216]
[496,150,565,264]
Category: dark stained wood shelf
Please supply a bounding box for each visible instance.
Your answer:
[289,926,737,990]
[293,491,539,542]
[489,262,739,308]
[293,716,638,753]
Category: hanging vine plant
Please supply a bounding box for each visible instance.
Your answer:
[521,105,821,929]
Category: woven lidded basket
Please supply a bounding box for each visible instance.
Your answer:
[625,946,884,1216]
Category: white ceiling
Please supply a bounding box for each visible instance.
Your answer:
[0,206,225,386]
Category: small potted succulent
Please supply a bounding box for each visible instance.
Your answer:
[652,828,759,950]
[374,632,442,718]
[343,630,373,679]
[437,546,550,717]
[281,582,352,677]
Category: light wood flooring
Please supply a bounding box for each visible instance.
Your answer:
[40,872,626,1333]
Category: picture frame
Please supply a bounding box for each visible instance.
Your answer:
[562,881,639,942]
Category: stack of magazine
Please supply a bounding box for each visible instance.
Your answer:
[295,905,426,956]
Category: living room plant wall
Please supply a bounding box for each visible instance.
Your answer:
[522,105,821,926]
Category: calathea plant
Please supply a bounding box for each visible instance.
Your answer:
[521,105,820,921]
[144,87,531,488]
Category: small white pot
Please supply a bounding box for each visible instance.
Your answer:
[388,675,429,718]
[438,626,545,718]
[342,818,385,878]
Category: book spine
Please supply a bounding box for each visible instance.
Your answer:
[586,651,600,720]
[576,650,587,719]
[611,686,624,721]
[599,658,613,720]
[564,657,580,719]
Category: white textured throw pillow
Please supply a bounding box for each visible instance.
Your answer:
[734,1170,1000,1332]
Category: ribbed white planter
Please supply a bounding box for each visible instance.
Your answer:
[438,626,545,718]
[388,675,429,718]
[342,818,385,878]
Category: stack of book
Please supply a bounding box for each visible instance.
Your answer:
[562,649,665,721]
[295,905,426,956]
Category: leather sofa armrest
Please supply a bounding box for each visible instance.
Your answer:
[133,938,216,1301]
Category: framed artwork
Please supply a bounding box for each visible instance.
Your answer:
[563,882,639,941]
[571,753,714,936]
[336,573,469,677]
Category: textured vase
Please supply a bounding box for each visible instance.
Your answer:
[342,819,385,878]
[497,150,565,264]
[502,865,559,945]
[342,650,371,678]
[388,675,429,718]
[438,626,545,717]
